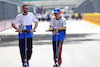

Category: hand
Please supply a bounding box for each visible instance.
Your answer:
[17,28,22,33]
[55,28,59,34]
[48,28,52,32]
[30,29,35,33]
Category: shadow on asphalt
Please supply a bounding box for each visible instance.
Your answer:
[0,33,100,47]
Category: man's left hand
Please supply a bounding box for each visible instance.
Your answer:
[55,28,59,34]
[30,29,35,33]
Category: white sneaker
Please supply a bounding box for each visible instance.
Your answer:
[53,64,56,67]
[53,64,60,67]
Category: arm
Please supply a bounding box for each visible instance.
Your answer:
[11,23,22,33]
[12,23,18,30]
[55,27,66,34]
[58,27,66,31]
[55,19,67,34]
[48,18,53,32]
[30,21,39,33]
[12,14,22,32]
[34,21,39,29]
[48,25,52,32]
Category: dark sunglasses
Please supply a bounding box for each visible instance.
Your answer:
[54,13,58,14]
[24,8,29,10]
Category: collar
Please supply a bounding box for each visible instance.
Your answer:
[56,16,62,20]
[22,12,28,15]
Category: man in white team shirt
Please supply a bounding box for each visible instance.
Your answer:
[48,8,67,67]
[12,4,38,67]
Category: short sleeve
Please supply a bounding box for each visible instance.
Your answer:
[50,18,54,26]
[32,14,38,23]
[13,15,21,24]
[63,18,67,27]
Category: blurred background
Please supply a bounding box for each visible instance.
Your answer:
[0,0,100,31]
[0,0,100,67]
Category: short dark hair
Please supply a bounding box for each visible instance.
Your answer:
[23,4,28,8]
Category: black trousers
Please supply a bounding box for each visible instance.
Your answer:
[52,41,63,65]
[19,38,33,64]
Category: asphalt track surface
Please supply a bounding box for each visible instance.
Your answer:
[0,20,100,67]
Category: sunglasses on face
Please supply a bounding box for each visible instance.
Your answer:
[54,13,57,14]
[23,8,29,10]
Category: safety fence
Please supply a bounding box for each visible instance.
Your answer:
[0,20,13,32]
[83,13,100,26]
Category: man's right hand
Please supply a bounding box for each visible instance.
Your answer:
[48,28,52,32]
[17,28,22,33]
[12,23,22,33]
